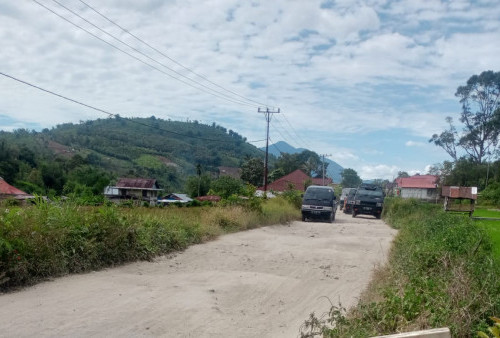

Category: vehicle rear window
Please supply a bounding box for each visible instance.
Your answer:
[304,189,333,200]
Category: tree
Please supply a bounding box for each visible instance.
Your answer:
[274,150,323,177]
[240,158,264,186]
[210,176,243,199]
[341,168,362,188]
[430,71,500,164]
[186,174,211,198]
[397,171,410,178]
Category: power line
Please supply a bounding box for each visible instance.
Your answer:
[279,113,311,149]
[50,0,260,109]
[268,136,284,155]
[258,107,280,192]
[32,0,258,109]
[271,117,302,149]
[78,0,273,109]
[0,71,231,143]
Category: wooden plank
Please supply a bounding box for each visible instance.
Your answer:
[373,327,451,338]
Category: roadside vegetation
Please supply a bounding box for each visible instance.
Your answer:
[0,195,300,292]
[301,198,500,337]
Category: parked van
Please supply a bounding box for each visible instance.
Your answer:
[301,185,337,223]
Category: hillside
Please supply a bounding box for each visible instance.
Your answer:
[0,116,266,193]
[264,141,344,183]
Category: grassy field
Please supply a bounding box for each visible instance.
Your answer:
[474,208,500,262]
[0,197,300,291]
[301,198,500,337]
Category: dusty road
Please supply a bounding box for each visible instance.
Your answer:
[0,211,396,338]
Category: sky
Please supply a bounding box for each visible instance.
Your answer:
[1,0,499,180]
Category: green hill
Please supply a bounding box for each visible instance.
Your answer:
[0,116,266,195]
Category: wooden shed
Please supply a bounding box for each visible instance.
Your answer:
[441,186,477,216]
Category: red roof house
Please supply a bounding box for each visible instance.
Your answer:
[0,177,33,200]
[394,174,438,200]
[259,169,333,192]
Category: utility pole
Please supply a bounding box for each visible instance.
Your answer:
[258,107,280,194]
[321,154,332,186]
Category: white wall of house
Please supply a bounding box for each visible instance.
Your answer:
[400,188,438,201]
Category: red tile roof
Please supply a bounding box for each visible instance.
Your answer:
[116,178,160,189]
[260,169,333,192]
[395,175,438,189]
[196,195,221,202]
[0,178,29,195]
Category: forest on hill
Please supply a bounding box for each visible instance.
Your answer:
[0,116,267,196]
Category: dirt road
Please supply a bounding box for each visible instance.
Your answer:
[0,211,396,337]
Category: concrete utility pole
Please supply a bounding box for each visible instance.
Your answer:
[321,154,332,186]
[258,107,280,194]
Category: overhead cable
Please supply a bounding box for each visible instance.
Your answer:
[78,0,273,109]
[32,0,258,108]
[0,71,232,143]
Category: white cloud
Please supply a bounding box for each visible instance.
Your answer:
[1,0,499,177]
[359,164,399,180]
[405,140,425,147]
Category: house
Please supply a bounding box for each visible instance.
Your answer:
[394,174,439,201]
[104,178,162,205]
[196,195,222,202]
[0,177,34,202]
[218,166,241,179]
[258,169,333,192]
[158,193,193,204]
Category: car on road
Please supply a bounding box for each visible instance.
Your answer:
[301,185,337,223]
[343,188,357,214]
[352,184,384,219]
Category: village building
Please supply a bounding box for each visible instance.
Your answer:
[104,178,162,205]
[0,177,34,202]
[158,193,193,204]
[394,174,439,201]
[217,166,241,179]
[258,169,333,193]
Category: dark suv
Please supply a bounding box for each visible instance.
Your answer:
[301,185,337,223]
[352,184,384,219]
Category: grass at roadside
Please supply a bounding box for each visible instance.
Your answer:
[0,197,300,291]
[300,198,500,337]
[473,208,500,218]
[475,219,500,262]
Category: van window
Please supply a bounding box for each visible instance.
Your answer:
[304,188,333,200]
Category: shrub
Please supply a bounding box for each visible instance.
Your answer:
[0,197,300,291]
[301,198,500,337]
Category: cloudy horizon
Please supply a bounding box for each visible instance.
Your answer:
[1,0,499,179]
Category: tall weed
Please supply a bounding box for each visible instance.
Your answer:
[0,196,299,291]
[301,198,500,337]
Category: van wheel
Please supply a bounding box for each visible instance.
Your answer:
[352,211,357,218]
[331,212,336,222]
[376,213,381,219]
[302,215,306,222]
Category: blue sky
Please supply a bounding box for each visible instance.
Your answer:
[1,0,499,180]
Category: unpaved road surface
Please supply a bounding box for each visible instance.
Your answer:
[0,212,396,337]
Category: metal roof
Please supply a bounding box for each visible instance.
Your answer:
[0,178,29,195]
[115,178,160,190]
[395,175,438,189]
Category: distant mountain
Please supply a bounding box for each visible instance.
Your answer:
[262,141,344,183]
